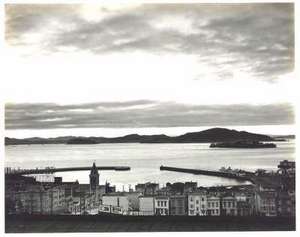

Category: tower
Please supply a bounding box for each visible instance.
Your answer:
[89,162,99,193]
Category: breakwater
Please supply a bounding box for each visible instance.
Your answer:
[160,165,253,182]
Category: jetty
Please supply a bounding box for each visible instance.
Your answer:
[5,166,130,176]
[160,165,290,188]
[160,165,252,182]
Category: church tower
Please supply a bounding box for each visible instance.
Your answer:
[89,162,99,193]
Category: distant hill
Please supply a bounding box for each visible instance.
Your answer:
[5,136,76,145]
[67,137,98,144]
[5,127,275,145]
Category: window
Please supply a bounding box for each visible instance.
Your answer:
[190,204,194,209]
[164,201,167,207]
[228,202,231,208]
[216,202,219,207]
[212,210,215,214]
[196,200,199,204]
[196,207,199,211]
[208,203,211,208]
[190,197,193,202]
[216,209,219,214]
[212,202,215,208]
[202,198,205,202]
[157,201,160,207]
[202,205,205,209]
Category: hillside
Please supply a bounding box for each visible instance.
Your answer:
[5,127,275,145]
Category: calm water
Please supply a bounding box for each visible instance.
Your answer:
[5,141,295,190]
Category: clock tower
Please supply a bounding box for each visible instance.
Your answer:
[89,162,99,193]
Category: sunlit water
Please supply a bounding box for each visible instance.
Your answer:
[5,141,295,191]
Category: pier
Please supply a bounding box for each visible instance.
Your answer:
[160,165,289,188]
[5,166,130,176]
[160,165,252,181]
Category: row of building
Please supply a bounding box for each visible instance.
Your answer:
[5,173,115,215]
[99,182,294,217]
[5,161,295,217]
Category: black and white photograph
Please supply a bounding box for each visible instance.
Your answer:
[1,0,297,233]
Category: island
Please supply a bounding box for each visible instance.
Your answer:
[209,140,277,149]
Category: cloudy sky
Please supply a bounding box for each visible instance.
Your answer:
[4,3,295,137]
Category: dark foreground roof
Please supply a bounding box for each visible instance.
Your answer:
[6,215,295,233]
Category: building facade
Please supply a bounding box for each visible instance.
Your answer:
[102,193,129,214]
[139,196,154,215]
[169,195,187,215]
[188,192,207,216]
[126,191,142,211]
[255,190,277,216]
[236,193,254,216]
[7,185,66,215]
[221,196,237,216]
[154,196,169,215]
[207,196,220,216]
[277,189,295,217]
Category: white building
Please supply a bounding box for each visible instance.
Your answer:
[188,192,207,216]
[102,193,129,215]
[207,196,220,216]
[139,196,154,215]
[154,196,169,216]
[126,191,142,211]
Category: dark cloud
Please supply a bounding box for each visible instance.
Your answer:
[5,3,294,80]
[5,101,294,130]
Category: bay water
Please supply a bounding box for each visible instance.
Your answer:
[5,141,295,191]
